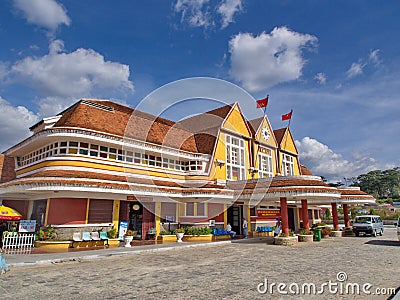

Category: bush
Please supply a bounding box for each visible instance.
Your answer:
[160,231,172,235]
[321,227,332,236]
[37,225,56,241]
[300,229,312,235]
[107,228,118,239]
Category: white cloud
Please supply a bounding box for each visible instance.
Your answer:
[346,62,365,78]
[295,137,379,182]
[368,49,381,65]
[174,0,212,28]
[13,0,70,32]
[217,0,243,29]
[314,72,327,84]
[0,97,39,152]
[8,40,134,116]
[229,27,317,92]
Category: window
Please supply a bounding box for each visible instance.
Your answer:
[186,203,194,216]
[197,203,205,216]
[282,153,294,176]
[226,134,246,180]
[258,147,273,178]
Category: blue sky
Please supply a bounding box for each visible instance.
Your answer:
[1,0,400,182]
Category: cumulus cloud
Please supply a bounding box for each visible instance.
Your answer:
[174,0,212,28]
[217,0,243,29]
[13,0,70,32]
[346,62,365,78]
[346,49,381,78]
[295,137,379,182]
[8,39,134,116]
[0,97,39,152]
[229,27,317,92]
[314,72,327,84]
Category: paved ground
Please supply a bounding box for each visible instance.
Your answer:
[1,229,399,300]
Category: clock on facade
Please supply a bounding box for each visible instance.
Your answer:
[132,204,141,211]
[262,127,270,140]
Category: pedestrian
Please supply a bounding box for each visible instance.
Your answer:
[0,222,9,274]
[226,223,236,238]
[274,218,281,237]
[242,217,248,238]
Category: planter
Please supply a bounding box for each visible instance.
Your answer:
[298,234,313,243]
[274,236,298,246]
[330,230,343,237]
[35,240,72,249]
[157,235,177,243]
[176,232,184,243]
[124,235,134,247]
[182,234,213,242]
[322,234,330,239]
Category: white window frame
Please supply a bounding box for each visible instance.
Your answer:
[258,147,273,178]
[282,153,294,176]
[226,134,246,181]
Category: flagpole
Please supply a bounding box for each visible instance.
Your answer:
[287,109,292,128]
[263,94,269,116]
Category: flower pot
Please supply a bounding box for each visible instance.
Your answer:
[124,235,134,247]
[176,232,184,243]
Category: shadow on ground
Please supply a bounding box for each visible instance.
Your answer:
[364,240,400,247]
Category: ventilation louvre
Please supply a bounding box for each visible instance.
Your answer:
[81,100,114,112]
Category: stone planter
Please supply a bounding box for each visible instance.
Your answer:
[298,234,313,242]
[176,232,184,243]
[330,230,343,237]
[157,235,177,243]
[124,235,134,247]
[182,234,213,242]
[274,236,298,246]
[35,240,72,249]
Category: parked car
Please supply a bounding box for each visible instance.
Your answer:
[352,215,384,237]
[396,217,400,242]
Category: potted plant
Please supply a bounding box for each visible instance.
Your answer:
[124,230,136,247]
[174,228,185,243]
[321,227,332,238]
[298,229,313,242]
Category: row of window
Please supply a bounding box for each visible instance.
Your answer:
[17,141,204,172]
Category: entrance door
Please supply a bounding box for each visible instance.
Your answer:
[227,205,242,234]
[129,202,143,238]
[288,207,295,231]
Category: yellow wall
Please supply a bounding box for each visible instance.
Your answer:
[222,105,251,137]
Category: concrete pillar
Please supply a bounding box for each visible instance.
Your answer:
[343,204,350,228]
[280,197,289,237]
[301,199,310,232]
[331,202,339,231]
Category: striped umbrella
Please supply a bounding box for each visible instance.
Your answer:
[0,205,22,221]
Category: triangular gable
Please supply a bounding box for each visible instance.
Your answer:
[250,116,277,148]
[274,127,298,155]
[222,102,251,138]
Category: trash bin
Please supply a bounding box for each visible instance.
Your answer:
[313,228,321,241]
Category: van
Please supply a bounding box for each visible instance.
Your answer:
[396,217,400,242]
[352,215,384,237]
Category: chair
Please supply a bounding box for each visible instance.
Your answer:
[82,232,91,241]
[99,231,109,247]
[72,232,82,241]
[257,227,262,233]
[217,228,223,235]
[90,232,101,240]
[212,228,218,235]
[266,226,272,232]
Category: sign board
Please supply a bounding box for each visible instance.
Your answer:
[209,220,216,227]
[257,209,280,218]
[165,216,174,222]
[118,221,128,240]
[18,220,36,233]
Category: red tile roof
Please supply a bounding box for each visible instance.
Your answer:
[300,165,313,176]
[273,128,287,145]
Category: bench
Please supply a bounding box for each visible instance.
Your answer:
[71,231,109,248]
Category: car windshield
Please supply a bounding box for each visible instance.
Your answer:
[355,217,372,224]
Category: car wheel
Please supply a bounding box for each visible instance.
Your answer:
[372,230,377,237]
[379,229,383,236]
[355,232,359,237]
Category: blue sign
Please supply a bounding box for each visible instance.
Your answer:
[118,221,128,240]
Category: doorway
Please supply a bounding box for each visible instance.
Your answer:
[129,202,143,238]
[288,207,295,231]
[227,205,242,234]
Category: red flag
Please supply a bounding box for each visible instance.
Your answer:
[281,110,292,121]
[256,96,268,108]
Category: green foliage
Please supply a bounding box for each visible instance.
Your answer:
[181,226,213,235]
[160,231,172,235]
[107,228,118,238]
[125,230,136,236]
[321,227,332,236]
[354,167,400,199]
[369,208,376,215]
[300,229,312,235]
[37,225,56,241]
[173,228,185,234]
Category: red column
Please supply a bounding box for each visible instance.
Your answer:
[343,204,350,228]
[280,197,289,237]
[301,199,310,232]
[331,202,339,231]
